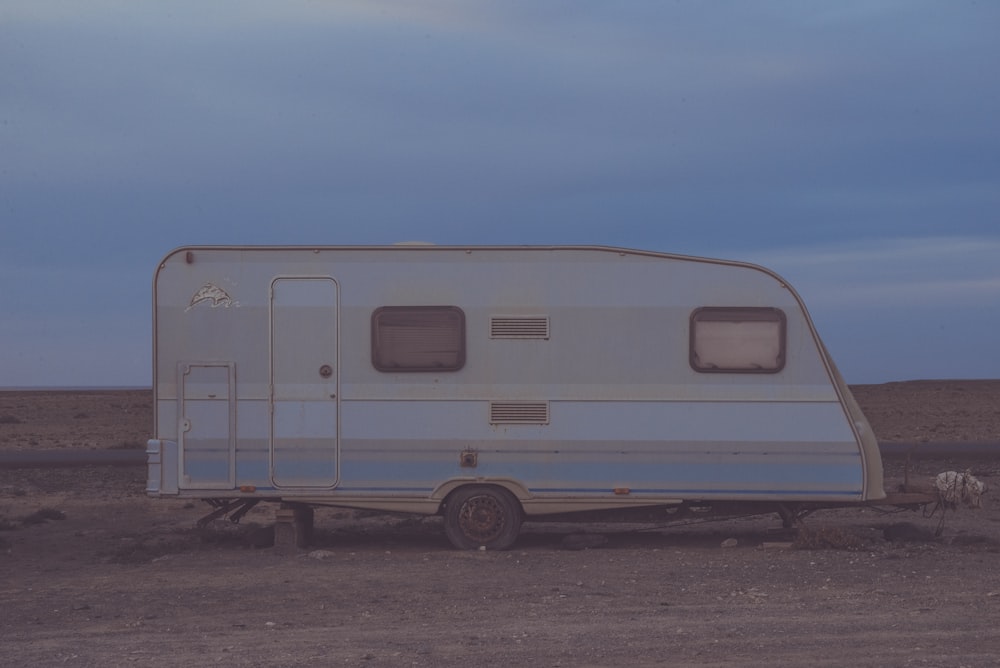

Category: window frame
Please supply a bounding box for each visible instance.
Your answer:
[371,305,466,373]
[689,307,787,374]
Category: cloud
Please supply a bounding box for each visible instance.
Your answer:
[5,0,997,226]
[735,237,1000,308]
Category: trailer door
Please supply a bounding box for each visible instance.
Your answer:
[269,277,339,488]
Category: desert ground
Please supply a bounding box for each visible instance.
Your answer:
[2,381,1000,667]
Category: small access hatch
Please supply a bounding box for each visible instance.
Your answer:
[178,362,235,489]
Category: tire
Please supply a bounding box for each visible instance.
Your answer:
[443,485,523,550]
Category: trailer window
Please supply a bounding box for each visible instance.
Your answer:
[372,306,466,372]
[690,307,786,373]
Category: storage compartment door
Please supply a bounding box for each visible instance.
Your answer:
[178,363,235,489]
[270,277,339,488]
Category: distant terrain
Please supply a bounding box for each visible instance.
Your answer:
[2,380,998,452]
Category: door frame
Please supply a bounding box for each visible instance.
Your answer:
[268,275,341,489]
[177,361,236,490]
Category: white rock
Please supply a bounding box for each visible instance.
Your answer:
[308,550,337,560]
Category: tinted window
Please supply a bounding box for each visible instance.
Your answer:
[372,306,466,372]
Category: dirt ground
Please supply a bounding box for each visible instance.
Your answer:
[2,381,1000,667]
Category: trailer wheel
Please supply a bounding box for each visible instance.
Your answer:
[444,485,523,550]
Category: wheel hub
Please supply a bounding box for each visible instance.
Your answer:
[459,495,506,542]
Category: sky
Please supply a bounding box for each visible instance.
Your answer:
[1,1,998,387]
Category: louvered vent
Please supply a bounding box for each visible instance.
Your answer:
[490,316,550,339]
[489,401,550,425]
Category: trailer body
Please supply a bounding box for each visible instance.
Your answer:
[147,245,884,547]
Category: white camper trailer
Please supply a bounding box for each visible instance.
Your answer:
[147,245,888,549]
